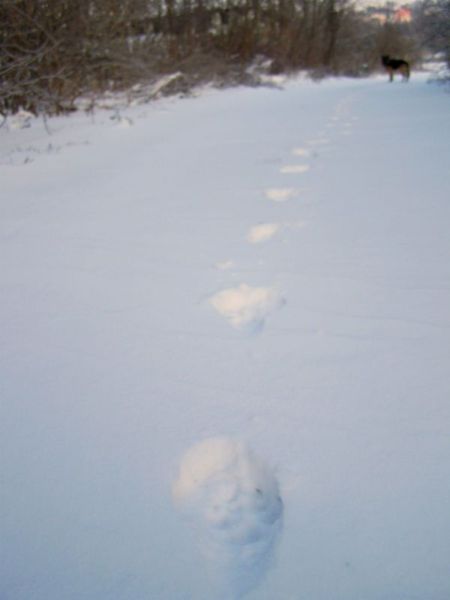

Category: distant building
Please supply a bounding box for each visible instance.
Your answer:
[364,4,412,24]
[394,6,412,22]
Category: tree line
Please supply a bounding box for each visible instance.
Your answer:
[1,0,449,115]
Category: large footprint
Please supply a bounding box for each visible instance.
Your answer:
[209,283,285,333]
[173,437,283,597]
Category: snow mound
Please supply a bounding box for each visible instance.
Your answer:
[209,284,285,332]
[8,110,34,130]
[247,223,281,244]
[173,438,283,598]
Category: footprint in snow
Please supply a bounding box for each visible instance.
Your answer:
[173,437,283,598]
[264,188,300,202]
[291,147,310,158]
[280,164,310,174]
[209,283,285,333]
[247,222,306,244]
[247,223,281,244]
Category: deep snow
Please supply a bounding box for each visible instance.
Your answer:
[1,73,450,600]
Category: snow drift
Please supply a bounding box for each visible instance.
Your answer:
[173,438,283,598]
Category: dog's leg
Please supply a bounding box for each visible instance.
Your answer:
[402,67,407,81]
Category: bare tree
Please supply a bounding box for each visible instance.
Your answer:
[414,0,450,66]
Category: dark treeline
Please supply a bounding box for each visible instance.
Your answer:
[0,0,448,115]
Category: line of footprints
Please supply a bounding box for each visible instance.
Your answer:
[209,96,357,334]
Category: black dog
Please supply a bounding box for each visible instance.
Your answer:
[381,55,410,82]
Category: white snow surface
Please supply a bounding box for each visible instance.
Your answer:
[1,73,450,600]
[173,437,283,598]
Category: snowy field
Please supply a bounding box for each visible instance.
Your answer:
[1,72,450,600]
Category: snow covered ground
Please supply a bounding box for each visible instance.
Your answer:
[1,72,450,600]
